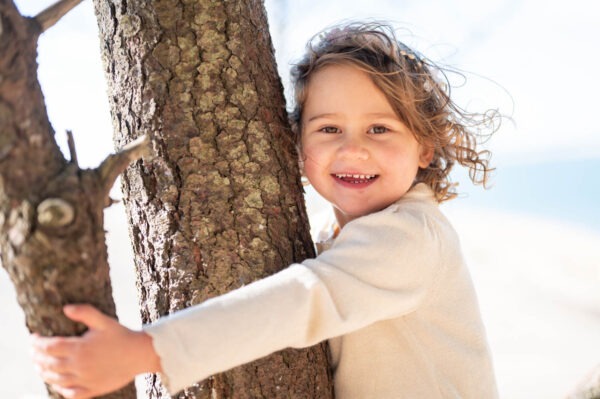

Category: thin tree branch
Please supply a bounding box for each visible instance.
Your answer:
[34,0,84,33]
[66,130,78,167]
[98,134,152,198]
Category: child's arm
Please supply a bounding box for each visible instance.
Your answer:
[31,304,161,399]
[142,201,445,393]
[33,197,444,397]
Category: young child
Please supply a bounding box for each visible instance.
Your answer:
[32,22,499,398]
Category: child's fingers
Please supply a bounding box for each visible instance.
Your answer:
[63,304,113,331]
[31,335,76,357]
[39,369,77,387]
[50,384,92,399]
[31,349,70,374]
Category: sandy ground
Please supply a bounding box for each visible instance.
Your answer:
[446,207,600,399]
[1,203,599,398]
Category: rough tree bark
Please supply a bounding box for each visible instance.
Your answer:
[0,1,142,398]
[92,0,334,398]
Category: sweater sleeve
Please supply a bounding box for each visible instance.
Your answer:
[144,203,445,394]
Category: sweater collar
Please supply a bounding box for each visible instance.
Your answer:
[399,183,437,204]
[314,183,436,254]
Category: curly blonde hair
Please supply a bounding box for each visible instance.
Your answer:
[289,22,499,202]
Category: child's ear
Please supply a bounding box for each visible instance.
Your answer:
[297,146,305,170]
[418,145,435,168]
[297,148,311,186]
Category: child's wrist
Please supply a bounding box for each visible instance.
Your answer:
[135,330,163,374]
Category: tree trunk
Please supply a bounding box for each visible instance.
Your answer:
[0,0,137,398]
[92,0,333,398]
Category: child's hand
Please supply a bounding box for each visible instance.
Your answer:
[31,304,162,399]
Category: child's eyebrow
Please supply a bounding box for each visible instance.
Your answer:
[364,112,399,119]
[306,113,338,122]
[306,112,398,122]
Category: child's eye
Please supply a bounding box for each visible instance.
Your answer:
[368,125,389,134]
[319,126,340,134]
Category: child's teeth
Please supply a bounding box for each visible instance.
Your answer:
[335,173,376,180]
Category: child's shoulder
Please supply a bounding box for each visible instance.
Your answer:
[389,183,438,210]
[372,183,441,224]
[336,184,431,229]
[355,183,459,246]
[316,183,463,275]
[316,184,459,254]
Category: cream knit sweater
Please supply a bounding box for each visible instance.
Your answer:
[145,184,498,398]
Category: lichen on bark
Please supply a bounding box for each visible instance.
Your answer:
[93,0,333,397]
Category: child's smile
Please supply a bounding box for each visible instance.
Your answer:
[300,64,433,227]
[332,173,379,187]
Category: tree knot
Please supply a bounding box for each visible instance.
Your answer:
[37,198,75,228]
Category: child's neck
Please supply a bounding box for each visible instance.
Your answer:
[333,208,359,229]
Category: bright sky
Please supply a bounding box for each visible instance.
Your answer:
[13,0,600,169]
[266,0,600,164]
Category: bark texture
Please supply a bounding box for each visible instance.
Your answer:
[92,0,333,398]
[0,0,136,398]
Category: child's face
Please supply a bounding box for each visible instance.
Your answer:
[300,64,433,227]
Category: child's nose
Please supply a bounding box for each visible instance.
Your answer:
[338,135,369,160]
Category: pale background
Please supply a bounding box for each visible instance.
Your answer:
[1,1,599,398]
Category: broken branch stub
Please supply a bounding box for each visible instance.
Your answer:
[34,0,85,33]
[37,198,75,228]
[98,134,152,198]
